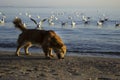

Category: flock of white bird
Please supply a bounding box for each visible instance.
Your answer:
[0,11,120,29]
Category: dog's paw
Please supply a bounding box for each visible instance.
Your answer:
[50,54,55,58]
[15,53,20,56]
[26,53,31,56]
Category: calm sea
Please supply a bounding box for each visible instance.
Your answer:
[0,7,120,58]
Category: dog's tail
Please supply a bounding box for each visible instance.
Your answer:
[13,18,27,32]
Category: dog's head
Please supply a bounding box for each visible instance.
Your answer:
[50,36,67,59]
[53,45,67,59]
[46,30,67,59]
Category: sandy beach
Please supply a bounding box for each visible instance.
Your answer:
[0,51,120,80]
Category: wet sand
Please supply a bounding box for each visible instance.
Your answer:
[0,51,120,80]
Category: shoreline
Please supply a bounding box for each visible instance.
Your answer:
[1,49,120,58]
[0,51,120,80]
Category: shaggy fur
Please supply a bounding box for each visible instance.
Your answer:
[13,18,66,59]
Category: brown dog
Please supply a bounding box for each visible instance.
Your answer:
[13,18,66,59]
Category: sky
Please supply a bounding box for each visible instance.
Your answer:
[0,0,120,8]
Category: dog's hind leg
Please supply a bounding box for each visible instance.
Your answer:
[16,46,20,56]
[24,42,32,55]
[16,44,24,56]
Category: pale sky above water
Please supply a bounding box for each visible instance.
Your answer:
[0,0,120,8]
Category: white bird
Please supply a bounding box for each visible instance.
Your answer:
[102,14,109,21]
[0,12,5,16]
[82,15,90,24]
[71,21,76,27]
[54,17,58,20]
[68,16,72,20]
[28,14,32,18]
[25,12,29,16]
[37,16,40,19]
[61,22,67,26]
[0,16,6,24]
[115,23,120,27]
[48,18,55,26]
[0,11,6,24]
[49,21,55,26]
[82,15,88,21]
[97,21,103,26]
[19,12,22,15]
[30,17,47,29]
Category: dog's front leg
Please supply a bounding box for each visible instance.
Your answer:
[16,45,21,56]
[42,46,52,59]
[49,48,55,58]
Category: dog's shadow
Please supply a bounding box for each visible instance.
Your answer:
[0,53,55,60]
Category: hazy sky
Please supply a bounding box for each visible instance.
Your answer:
[0,0,120,8]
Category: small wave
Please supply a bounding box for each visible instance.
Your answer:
[0,42,17,48]
[67,50,120,55]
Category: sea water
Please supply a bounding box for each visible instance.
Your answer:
[0,7,120,58]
